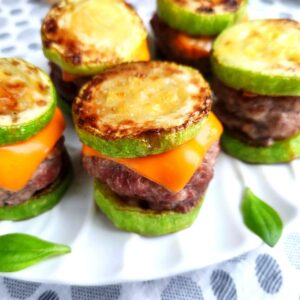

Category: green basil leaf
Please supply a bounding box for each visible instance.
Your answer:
[0,233,71,272]
[241,188,283,247]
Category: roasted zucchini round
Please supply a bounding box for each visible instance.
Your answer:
[157,0,247,36]
[0,58,56,145]
[42,0,149,76]
[94,179,204,236]
[212,19,300,96]
[73,61,212,158]
[221,131,300,164]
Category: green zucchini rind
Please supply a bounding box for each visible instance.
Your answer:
[75,120,206,158]
[212,19,300,96]
[221,131,300,164]
[0,151,73,221]
[157,0,247,36]
[94,179,204,236]
[73,61,212,158]
[41,0,148,76]
[0,58,57,145]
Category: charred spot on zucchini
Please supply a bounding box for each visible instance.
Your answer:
[171,0,243,14]
[94,179,204,236]
[157,0,247,36]
[0,58,56,145]
[212,19,300,96]
[41,0,148,76]
[73,61,212,158]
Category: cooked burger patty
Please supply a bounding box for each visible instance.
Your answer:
[213,79,300,146]
[150,14,213,74]
[0,138,64,207]
[83,143,219,213]
[49,63,90,104]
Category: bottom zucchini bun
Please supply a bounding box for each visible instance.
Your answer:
[221,131,300,164]
[94,180,204,236]
[73,61,223,235]
[0,151,72,221]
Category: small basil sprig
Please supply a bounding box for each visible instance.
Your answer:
[0,233,71,272]
[241,188,283,247]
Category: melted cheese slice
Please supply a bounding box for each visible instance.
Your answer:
[82,113,223,192]
[0,108,65,192]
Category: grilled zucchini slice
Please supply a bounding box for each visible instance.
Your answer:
[0,58,56,145]
[73,61,212,158]
[42,0,149,76]
[0,151,73,220]
[212,19,300,96]
[94,179,204,236]
[157,0,247,36]
[221,131,300,164]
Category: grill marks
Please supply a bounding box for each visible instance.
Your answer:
[0,59,50,119]
[73,62,212,140]
[0,84,22,115]
[41,0,147,67]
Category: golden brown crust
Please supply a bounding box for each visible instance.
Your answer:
[0,58,53,126]
[173,0,243,13]
[41,0,147,68]
[213,19,300,77]
[73,61,212,140]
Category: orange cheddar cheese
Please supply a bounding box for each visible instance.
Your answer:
[62,39,150,82]
[132,38,151,61]
[0,108,65,192]
[62,71,81,82]
[82,113,223,192]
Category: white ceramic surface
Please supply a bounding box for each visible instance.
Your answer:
[0,0,299,286]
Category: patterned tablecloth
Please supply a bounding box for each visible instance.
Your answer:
[0,0,299,299]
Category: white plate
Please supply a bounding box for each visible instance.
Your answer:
[0,0,300,286]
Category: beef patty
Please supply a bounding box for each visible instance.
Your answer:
[49,63,90,104]
[150,14,213,74]
[83,143,219,213]
[0,138,65,207]
[213,78,300,146]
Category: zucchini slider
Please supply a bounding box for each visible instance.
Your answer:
[0,58,72,220]
[151,0,247,74]
[212,19,300,164]
[41,0,150,108]
[73,61,223,235]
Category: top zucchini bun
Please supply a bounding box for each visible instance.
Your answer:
[73,61,223,235]
[0,58,72,220]
[212,19,300,163]
[41,0,150,106]
[151,0,247,74]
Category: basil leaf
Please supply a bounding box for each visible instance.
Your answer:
[0,233,71,272]
[241,188,283,247]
